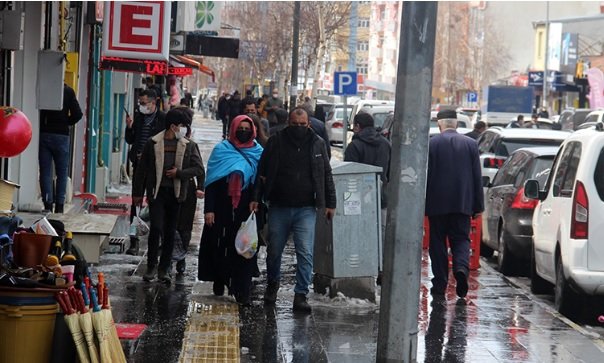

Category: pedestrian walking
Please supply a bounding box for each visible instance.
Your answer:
[132,107,205,284]
[425,110,484,298]
[198,115,263,305]
[266,89,284,126]
[217,92,230,138]
[39,83,83,213]
[228,90,242,131]
[250,108,336,313]
[465,121,487,140]
[171,108,205,285]
[258,94,269,120]
[269,108,289,136]
[243,98,270,136]
[344,112,391,284]
[124,89,166,255]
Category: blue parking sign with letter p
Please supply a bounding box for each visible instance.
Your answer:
[467,91,478,103]
[334,72,358,96]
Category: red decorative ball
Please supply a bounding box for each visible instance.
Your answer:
[0,107,33,157]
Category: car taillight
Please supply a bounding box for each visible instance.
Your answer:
[571,180,588,239]
[332,122,343,128]
[483,157,505,169]
[511,187,539,209]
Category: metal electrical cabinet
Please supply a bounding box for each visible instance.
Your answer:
[314,161,382,279]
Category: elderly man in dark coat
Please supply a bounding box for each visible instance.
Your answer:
[425,109,484,299]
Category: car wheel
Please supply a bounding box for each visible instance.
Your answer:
[554,254,576,315]
[530,244,551,294]
[497,228,515,276]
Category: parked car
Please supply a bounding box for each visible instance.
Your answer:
[314,101,335,122]
[325,105,352,145]
[350,100,394,120]
[380,112,471,140]
[558,108,591,131]
[476,128,570,186]
[504,117,559,130]
[524,125,604,314]
[481,147,558,275]
[583,109,604,125]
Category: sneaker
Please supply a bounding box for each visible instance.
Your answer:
[454,270,468,298]
[158,268,171,284]
[175,273,185,285]
[143,265,157,282]
[263,281,280,305]
[293,293,311,313]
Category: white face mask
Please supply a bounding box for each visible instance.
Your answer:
[272,94,278,98]
[139,104,152,115]
[179,127,188,138]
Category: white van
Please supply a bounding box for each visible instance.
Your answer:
[350,100,394,119]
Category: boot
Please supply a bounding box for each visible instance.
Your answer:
[158,267,171,284]
[142,264,157,282]
[54,204,64,214]
[43,202,53,213]
[263,281,280,305]
[293,293,312,313]
[213,281,225,296]
[125,237,139,256]
[176,259,186,274]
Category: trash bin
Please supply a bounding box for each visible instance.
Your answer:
[0,287,58,363]
[314,161,382,301]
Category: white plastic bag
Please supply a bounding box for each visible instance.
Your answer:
[235,212,258,259]
[131,207,149,236]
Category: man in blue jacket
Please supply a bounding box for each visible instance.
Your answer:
[425,110,483,299]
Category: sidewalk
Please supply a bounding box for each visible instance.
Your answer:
[89,113,604,362]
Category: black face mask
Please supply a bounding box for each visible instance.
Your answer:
[288,126,308,141]
[236,130,253,143]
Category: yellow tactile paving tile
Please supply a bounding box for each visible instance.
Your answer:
[179,302,241,362]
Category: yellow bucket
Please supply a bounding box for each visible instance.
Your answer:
[0,304,57,363]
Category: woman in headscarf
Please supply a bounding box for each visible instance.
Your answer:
[198,115,264,305]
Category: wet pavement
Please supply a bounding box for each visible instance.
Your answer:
[87,113,604,362]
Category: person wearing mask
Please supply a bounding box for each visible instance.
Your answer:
[266,89,284,126]
[132,108,205,284]
[250,108,336,313]
[198,115,264,305]
[425,110,483,299]
[465,121,487,140]
[39,83,83,214]
[124,89,166,255]
[170,107,205,285]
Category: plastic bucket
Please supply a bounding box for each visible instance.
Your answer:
[0,287,56,306]
[0,303,57,363]
[12,232,52,267]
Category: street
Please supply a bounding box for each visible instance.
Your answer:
[90,113,604,363]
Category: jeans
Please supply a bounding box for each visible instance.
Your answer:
[148,187,181,271]
[38,133,70,205]
[267,207,317,295]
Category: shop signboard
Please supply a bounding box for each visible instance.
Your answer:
[560,33,579,74]
[102,1,171,62]
[547,22,562,72]
[173,1,223,32]
[587,67,604,109]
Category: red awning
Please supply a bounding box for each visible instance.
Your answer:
[179,55,216,82]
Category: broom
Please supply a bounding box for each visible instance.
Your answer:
[56,291,90,363]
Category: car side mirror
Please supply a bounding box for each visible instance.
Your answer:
[482,176,491,188]
[552,123,562,130]
[524,179,543,200]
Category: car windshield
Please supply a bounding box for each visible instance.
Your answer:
[372,112,391,128]
[530,156,554,185]
[496,139,563,157]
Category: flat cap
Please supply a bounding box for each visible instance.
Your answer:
[436,109,457,120]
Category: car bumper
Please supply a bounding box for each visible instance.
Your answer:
[330,128,343,143]
[502,209,534,259]
[567,268,604,295]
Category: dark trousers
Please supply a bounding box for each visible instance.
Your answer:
[221,117,229,137]
[130,161,139,225]
[148,187,180,270]
[428,213,471,292]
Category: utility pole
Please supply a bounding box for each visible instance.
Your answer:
[377,2,438,363]
[290,1,301,111]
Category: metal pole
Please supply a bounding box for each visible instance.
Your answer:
[543,1,549,110]
[290,1,301,111]
[343,96,349,152]
[377,2,438,362]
